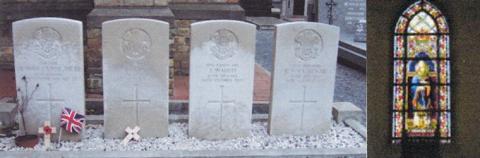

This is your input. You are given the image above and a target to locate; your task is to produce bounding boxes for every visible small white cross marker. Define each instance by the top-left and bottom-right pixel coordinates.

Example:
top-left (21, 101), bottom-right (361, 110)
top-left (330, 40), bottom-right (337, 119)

top-left (38, 121), bottom-right (56, 150)
top-left (121, 126), bottom-right (141, 146)
top-left (122, 84), bottom-right (151, 125)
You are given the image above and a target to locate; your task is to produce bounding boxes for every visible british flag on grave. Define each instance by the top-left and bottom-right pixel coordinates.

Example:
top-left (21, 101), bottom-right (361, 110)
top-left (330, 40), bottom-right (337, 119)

top-left (60, 107), bottom-right (85, 134)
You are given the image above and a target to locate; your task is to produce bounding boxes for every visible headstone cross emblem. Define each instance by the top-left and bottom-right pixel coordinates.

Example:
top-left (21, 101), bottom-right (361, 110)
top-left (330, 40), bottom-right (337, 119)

top-left (207, 85), bottom-right (235, 131)
top-left (38, 121), bottom-right (56, 150)
top-left (35, 83), bottom-right (65, 121)
top-left (120, 84), bottom-right (148, 144)
top-left (289, 86), bottom-right (318, 129)
top-left (122, 84), bottom-right (151, 125)
top-left (121, 126), bottom-right (141, 145)
top-left (326, 0), bottom-right (337, 24)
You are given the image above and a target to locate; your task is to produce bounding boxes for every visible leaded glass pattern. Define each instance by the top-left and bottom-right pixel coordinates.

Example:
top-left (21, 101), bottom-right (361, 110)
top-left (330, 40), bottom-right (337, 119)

top-left (392, 0), bottom-right (451, 143)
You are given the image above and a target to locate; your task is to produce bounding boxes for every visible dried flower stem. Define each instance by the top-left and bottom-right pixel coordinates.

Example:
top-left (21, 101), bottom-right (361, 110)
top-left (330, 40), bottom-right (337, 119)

top-left (16, 76), bottom-right (39, 135)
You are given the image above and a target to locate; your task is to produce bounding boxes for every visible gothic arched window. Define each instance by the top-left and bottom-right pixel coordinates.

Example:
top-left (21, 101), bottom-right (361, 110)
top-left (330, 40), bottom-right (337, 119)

top-left (392, 0), bottom-right (450, 143)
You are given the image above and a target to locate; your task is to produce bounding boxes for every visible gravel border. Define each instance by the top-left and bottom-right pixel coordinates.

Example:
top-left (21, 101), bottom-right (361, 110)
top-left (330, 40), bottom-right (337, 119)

top-left (0, 122), bottom-right (365, 152)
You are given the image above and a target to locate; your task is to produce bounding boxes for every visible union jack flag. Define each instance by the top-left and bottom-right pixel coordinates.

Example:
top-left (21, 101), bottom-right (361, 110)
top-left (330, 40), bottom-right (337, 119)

top-left (60, 107), bottom-right (85, 134)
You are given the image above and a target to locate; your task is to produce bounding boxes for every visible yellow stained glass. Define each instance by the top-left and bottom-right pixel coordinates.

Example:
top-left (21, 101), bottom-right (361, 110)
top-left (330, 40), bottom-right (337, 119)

top-left (395, 17), bottom-right (408, 33)
top-left (408, 12), bottom-right (437, 33)
top-left (407, 35), bottom-right (437, 58)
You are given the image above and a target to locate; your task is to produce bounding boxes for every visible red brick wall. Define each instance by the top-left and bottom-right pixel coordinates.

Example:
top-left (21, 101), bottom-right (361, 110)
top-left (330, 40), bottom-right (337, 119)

top-left (0, 0), bottom-right (94, 98)
top-left (0, 69), bottom-right (16, 98)
top-left (172, 20), bottom-right (195, 76)
top-left (0, 0), bottom-right (93, 64)
top-left (0, 0), bottom-right (243, 99)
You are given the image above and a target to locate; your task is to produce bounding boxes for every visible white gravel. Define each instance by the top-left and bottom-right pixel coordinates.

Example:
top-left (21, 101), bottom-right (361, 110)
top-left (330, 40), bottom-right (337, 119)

top-left (0, 122), bottom-right (365, 151)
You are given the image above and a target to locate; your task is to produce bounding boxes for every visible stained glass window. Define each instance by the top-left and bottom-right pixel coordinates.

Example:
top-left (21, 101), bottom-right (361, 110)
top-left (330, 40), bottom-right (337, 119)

top-left (392, 0), bottom-right (450, 143)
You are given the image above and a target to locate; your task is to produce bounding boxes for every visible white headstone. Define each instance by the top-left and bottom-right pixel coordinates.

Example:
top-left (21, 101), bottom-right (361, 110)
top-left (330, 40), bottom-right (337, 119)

top-left (268, 22), bottom-right (340, 136)
top-left (103, 18), bottom-right (169, 139)
top-left (189, 20), bottom-right (256, 139)
top-left (13, 17), bottom-right (85, 141)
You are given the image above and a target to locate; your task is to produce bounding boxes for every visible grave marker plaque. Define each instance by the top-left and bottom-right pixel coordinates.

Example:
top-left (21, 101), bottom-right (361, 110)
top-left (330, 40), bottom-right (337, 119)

top-left (103, 18), bottom-right (169, 138)
top-left (269, 22), bottom-right (340, 136)
top-left (189, 20), bottom-right (256, 139)
top-left (13, 18), bottom-right (85, 141)
top-left (319, 0), bottom-right (366, 33)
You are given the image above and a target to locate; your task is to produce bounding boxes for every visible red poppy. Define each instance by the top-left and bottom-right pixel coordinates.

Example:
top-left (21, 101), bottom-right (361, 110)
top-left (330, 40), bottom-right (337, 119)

top-left (43, 126), bottom-right (52, 135)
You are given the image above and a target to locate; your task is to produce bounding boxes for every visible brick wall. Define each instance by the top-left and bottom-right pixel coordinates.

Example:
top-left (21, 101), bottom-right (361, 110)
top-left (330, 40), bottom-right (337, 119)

top-left (84, 1), bottom-right (175, 94)
top-left (0, 0), bottom-right (243, 99)
top-left (169, 0), bottom-right (241, 77)
top-left (169, 1), bottom-right (243, 76)
top-left (0, 0), bottom-right (9, 65)
top-left (0, 0), bottom-right (94, 65)
top-left (171, 20), bottom-right (195, 76)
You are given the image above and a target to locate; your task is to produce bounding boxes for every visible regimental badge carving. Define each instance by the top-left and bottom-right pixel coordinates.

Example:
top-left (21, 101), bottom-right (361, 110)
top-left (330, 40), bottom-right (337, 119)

top-left (294, 29), bottom-right (323, 61)
top-left (122, 28), bottom-right (152, 60)
top-left (32, 27), bottom-right (63, 60)
top-left (209, 29), bottom-right (238, 60)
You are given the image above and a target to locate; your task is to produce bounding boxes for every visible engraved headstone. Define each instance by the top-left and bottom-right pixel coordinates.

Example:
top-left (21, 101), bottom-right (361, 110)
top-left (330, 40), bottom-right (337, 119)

top-left (13, 18), bottom-right (85, 141)
top-left (103, 18), bottom-right (169, 138)
top-left (268, 22), bottom-right (340, 136)
top-left (319, 0), bottom-right (366, 33)
top-left (189, 20), bottom-right (256, 139)
top-left (354, 19), bottom-right (366, 42)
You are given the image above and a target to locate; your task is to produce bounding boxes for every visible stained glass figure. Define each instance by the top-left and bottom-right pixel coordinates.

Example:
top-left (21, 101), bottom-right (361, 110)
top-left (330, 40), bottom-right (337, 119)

top-left (392, 0), bottom-right (450, 143)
